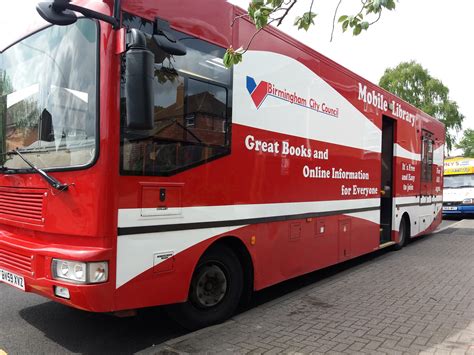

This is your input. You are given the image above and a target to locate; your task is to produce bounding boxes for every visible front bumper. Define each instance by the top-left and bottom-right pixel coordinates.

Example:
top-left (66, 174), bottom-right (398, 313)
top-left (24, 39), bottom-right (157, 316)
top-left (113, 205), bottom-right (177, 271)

top-left (0, 229), bottom-right (115, 312)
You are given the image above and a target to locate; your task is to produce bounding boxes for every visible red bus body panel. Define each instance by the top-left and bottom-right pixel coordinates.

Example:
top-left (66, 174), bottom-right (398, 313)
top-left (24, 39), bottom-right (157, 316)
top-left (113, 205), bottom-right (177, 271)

top-left (0, 0), bottom-right (444, 312)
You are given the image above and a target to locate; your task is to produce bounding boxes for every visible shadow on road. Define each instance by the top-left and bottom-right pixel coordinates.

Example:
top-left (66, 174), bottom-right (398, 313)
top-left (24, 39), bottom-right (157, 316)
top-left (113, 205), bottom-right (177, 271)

top-left (19, 302), bottom-right (186, 354)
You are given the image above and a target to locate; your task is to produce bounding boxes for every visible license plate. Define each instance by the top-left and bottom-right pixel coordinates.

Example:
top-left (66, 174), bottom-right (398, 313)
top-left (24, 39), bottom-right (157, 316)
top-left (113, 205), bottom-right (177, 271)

top-left (0, 268), bottom-right (25, 291)
top-left (443, 206), bottom-right (457, 211)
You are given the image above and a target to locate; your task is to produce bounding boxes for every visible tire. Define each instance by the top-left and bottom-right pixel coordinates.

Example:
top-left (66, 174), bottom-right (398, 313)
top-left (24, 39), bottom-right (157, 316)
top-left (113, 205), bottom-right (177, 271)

top-left (166, 245), bottom-right (243, 330)
top-left (394, 217), bottom-right (408, 250)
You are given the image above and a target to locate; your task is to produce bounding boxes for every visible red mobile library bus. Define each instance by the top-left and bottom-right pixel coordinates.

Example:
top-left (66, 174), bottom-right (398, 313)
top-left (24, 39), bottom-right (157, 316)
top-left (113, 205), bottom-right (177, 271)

top-left (0, 0), bottom-right (444, 329)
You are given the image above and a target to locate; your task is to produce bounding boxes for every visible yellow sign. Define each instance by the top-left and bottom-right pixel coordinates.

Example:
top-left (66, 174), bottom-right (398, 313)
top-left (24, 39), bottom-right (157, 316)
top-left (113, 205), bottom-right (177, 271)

top-left (444, 157), bottom-right (474, 175)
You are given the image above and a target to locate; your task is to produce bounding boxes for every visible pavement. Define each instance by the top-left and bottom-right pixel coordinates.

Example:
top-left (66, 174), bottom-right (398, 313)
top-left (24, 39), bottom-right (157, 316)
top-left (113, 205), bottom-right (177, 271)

top-left (153, 220), bottom-right (474, 355)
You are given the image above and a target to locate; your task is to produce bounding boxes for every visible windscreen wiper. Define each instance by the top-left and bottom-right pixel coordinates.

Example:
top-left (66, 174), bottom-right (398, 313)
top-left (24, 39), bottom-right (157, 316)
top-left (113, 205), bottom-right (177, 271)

top-left (0, 166), bottom-right (15, 173)
top-left (8, 149), bottom-right (69, 191)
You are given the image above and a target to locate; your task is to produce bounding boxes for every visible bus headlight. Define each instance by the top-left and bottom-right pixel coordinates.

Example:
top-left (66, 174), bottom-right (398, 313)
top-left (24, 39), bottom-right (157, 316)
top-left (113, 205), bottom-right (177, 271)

top-left (88, 262), bottom-right (108, 283)
top-left (52, 259), bottom-right (108, 284)
top-left (462, 198), bottom-right (474, 205)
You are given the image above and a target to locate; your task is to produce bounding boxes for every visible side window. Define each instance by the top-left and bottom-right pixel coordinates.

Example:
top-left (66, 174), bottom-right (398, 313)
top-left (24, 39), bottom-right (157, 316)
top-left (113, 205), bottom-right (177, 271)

top-left (421, 134), bottom-right (434, 182)
top-left (186, 78), bottom-right (228, 143)
top-left (120, 15), bottom-right (232, 176)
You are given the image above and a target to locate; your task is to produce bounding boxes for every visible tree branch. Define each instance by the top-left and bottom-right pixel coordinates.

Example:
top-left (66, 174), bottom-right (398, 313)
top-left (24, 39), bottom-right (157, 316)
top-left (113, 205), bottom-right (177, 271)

top-left (369, 11), bottom-right (382, 25)
top-left (277, 0), bottom-right (298, 26)
top-left (232, 13), bottom-right (249, 27)
top-left (241, 27), bottom-right (264, 54)
top-left (330, 0), bottom-right (343, 42)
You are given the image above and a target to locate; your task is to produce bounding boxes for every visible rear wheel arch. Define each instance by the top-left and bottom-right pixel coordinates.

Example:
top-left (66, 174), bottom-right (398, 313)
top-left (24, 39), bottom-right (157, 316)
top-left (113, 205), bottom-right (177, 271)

top-left (401, 212), bottom-right (411, 238)
top-left (207, 236), bottom-right (255, 305)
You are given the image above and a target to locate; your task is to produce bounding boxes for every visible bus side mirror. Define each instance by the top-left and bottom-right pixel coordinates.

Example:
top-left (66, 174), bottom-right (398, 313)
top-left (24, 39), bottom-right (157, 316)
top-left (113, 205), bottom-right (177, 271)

top-left (37, 0), bottom-right (120, 28)
top-left (37, 1), bottom-right (77, 26)
top-left (125, 29), bottom-right (154, 130)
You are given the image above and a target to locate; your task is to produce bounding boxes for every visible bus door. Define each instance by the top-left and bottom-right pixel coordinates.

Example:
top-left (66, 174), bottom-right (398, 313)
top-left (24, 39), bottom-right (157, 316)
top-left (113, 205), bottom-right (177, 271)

top-left (420, 130), bottom-right (434, 204)
top-left (380, 116), bottom-right (394, 244)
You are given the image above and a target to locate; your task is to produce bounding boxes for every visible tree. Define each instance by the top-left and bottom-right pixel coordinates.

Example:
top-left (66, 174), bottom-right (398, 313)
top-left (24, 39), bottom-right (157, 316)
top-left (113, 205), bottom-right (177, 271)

top-left (224, 0), bottom-right (397, 67)
top-left (379, 61), bottom-right (464, 151)
top-left (456, 129), bottom-right (474, 157)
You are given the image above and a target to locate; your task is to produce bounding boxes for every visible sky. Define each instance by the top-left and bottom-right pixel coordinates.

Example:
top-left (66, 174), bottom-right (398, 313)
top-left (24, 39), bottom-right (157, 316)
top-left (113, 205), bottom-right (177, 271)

top-left (1, 0), bottom-right (472, 146)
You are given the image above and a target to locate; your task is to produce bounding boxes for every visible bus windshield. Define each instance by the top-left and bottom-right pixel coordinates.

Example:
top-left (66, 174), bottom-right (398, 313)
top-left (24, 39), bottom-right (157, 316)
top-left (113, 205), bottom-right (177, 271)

top-left (0, 19), bottom-right (98, 170)
top-left (444, 174), bottom-right (474, 189)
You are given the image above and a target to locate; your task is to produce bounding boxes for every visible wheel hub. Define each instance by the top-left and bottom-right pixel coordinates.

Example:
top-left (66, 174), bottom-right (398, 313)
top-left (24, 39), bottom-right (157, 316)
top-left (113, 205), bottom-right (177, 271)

top-left (195, 264), bottom-right (227, 308)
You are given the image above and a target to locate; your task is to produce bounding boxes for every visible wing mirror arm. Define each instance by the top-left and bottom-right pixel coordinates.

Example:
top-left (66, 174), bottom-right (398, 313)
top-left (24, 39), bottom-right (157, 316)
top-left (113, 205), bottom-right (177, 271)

top-left (152, 18), bottom-right (187, 56)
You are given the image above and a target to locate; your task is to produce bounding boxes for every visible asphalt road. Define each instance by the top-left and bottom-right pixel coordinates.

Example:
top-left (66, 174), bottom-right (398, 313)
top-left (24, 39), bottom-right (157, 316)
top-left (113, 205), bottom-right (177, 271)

top-left (439, 217), bottom-right (462, 229)
top-left (0, 284), bottom-right (187, 353)
top-left (0, 218), bottom-right (466, 354)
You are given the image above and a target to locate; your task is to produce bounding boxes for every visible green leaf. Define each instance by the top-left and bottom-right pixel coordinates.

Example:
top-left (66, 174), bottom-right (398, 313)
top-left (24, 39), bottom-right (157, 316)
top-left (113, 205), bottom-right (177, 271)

top-left (233, 52), bottom-right (243, 64)
top-left (255, 15), bottom-right (268, 29)
top-left (361, 21), bottom-right (369, 30)
top-left (253, 8), bottom-right (270, 29)
top-left (353, 24), bottom-right (362, 35)
top-left (268, 0), bottom-right (284, 7)
top-left (342, 20), bottom-right (349, 32)
top-left (348, 16), bottom-right (355, 27)
top-left (223, 47), bottom-right (243, 68)
top-left (223, 51), bottom-right (233, 68)
top-left (338, 15), bottom-right (348, 23)
top-left (248, 5), bottom-right (256, 19)
top-left (294, 12), bottom-right (317, 31)
top-left (251, 0), bottom-right (265, 7)
top-left (248, 0), bottom-right (272, 27)
top-left (260, 6), bottom-right (273, 16)
top-left (372, 0), bottom-right (382, 11)
top-left (385, 0), bottom-right (396, 10)
top-left (304, 11), bottom-right (317, 23)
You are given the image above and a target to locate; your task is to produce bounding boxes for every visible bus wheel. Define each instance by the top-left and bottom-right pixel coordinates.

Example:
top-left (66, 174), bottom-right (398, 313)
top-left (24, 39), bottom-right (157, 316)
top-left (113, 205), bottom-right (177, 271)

top-left (167, 245), bottom-right (243, 330)
top-left (394, 217), bottom-right (408, 250)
